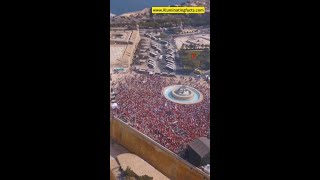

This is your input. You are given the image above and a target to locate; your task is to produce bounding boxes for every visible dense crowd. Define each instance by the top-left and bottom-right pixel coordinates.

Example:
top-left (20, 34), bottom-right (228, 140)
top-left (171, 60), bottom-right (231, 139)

top-left (110, 73), bottom-right (210, 154)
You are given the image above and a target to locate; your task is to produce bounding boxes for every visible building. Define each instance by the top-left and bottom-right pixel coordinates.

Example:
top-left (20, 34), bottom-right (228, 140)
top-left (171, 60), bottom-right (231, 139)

top-left (185, 137), bottom-right (210, 167)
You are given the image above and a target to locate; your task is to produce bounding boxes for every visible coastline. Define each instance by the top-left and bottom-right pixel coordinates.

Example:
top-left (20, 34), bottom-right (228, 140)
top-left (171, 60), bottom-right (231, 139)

top-left (113, 8), bottom-right (150, 18)
top-left (111, 1), bottom-right (187, 18)
top-left (111, 0), bottom-right (187, 16)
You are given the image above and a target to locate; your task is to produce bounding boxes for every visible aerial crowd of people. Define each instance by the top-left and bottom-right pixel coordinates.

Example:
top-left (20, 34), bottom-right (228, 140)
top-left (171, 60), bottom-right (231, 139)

top-left (110, 72), bottom-right (210, 154)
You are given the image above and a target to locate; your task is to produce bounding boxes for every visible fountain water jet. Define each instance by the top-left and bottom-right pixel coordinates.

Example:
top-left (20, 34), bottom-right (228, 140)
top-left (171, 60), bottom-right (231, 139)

top-left (163, 85), bottom-right (203, 104)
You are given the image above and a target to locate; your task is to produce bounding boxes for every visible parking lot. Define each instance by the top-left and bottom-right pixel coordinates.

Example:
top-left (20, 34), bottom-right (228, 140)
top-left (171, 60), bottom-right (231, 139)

top-left (133, 32), bottom-right (183, 76)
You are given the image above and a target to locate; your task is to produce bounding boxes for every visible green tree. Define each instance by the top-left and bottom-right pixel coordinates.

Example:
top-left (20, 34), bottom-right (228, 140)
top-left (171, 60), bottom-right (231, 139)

top-left (124, 167), bottom-right (136, 178)
top-left (138, 175), bottom-right (153, 180)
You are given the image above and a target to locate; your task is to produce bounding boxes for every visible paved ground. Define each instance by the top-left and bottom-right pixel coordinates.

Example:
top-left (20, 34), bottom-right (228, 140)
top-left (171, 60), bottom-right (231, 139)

top-left (174, 34), bottom-right (210, 50)
top-left (110, 139), bottom-right (129, 160)
top-left (110, 45), bottom-right (127, 68)
top-left (134, 35), bottom-right (178, 74)
top-left (117, 153), bottom-right (170, 180)
top-left (110, 140), bottom-right (128, 180)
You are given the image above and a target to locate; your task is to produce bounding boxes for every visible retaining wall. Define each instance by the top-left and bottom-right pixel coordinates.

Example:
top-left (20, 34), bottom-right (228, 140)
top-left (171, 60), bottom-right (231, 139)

top-left (110, 118), bottom-right (210, 180)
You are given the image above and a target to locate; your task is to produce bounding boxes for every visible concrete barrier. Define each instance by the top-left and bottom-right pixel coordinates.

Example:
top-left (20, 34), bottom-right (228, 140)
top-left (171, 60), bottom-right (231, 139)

top-left (110, 118), bottom-right (210, 180)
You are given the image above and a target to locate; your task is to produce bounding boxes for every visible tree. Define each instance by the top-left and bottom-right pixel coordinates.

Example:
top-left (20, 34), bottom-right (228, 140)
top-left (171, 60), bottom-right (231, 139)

top-left (138, 175), bottom-right (153, 180)
top-left (123, 166), bottom-right (153, 180)
top-left (124, 167), bottom-right (136, 179)
top-left (189, 44), bottom-right (196, 50)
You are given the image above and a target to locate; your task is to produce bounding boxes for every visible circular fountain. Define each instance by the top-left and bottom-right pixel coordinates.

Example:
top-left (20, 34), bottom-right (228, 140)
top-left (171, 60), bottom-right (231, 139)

top-left (163, 85), bottom-right (203, 104)
top-left (171, 85), bottom-right (194, 100)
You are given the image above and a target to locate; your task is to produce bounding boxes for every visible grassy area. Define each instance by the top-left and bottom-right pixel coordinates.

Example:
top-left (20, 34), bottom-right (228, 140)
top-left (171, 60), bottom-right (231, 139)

top-left (179, 49), bottom-right (210, 71)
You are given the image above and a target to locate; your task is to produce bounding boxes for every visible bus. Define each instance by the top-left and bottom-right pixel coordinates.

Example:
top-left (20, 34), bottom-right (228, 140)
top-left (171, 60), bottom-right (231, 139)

top-left (150, 52), bottom-right (157, 57)
top-left (166, 66), bottom-right (174, 71)
top-left (166, 63), bottom-right (174, 67)
top-left (166, 61), bottom-right (175, 65)
top-left (148, 63), bottom-right (155, 68)
top-left (148, 60), bottom-right (156, 64)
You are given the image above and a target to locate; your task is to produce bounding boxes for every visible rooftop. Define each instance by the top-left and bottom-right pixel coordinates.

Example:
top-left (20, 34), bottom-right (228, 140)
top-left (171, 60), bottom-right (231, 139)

top-left (188, 137), bottom-right (210, 158)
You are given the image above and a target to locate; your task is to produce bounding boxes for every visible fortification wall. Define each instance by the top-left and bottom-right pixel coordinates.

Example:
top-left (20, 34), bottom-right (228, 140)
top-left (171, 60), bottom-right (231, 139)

top-left (110, 118), bottom-right (210, 180)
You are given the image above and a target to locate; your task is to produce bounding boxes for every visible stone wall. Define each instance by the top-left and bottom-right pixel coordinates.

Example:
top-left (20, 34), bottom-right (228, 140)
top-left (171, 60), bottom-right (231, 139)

top-left (110, 118), bottom-right (210, 180)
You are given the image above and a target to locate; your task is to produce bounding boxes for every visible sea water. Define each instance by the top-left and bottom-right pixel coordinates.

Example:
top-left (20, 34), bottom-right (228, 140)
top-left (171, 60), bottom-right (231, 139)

top-left (110, 0), bottom-right (187, 15)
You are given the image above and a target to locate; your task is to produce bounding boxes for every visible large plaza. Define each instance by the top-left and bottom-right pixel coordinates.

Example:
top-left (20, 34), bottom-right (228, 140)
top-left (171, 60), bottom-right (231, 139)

top-left (110, 30), bottom-right (140, 69)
